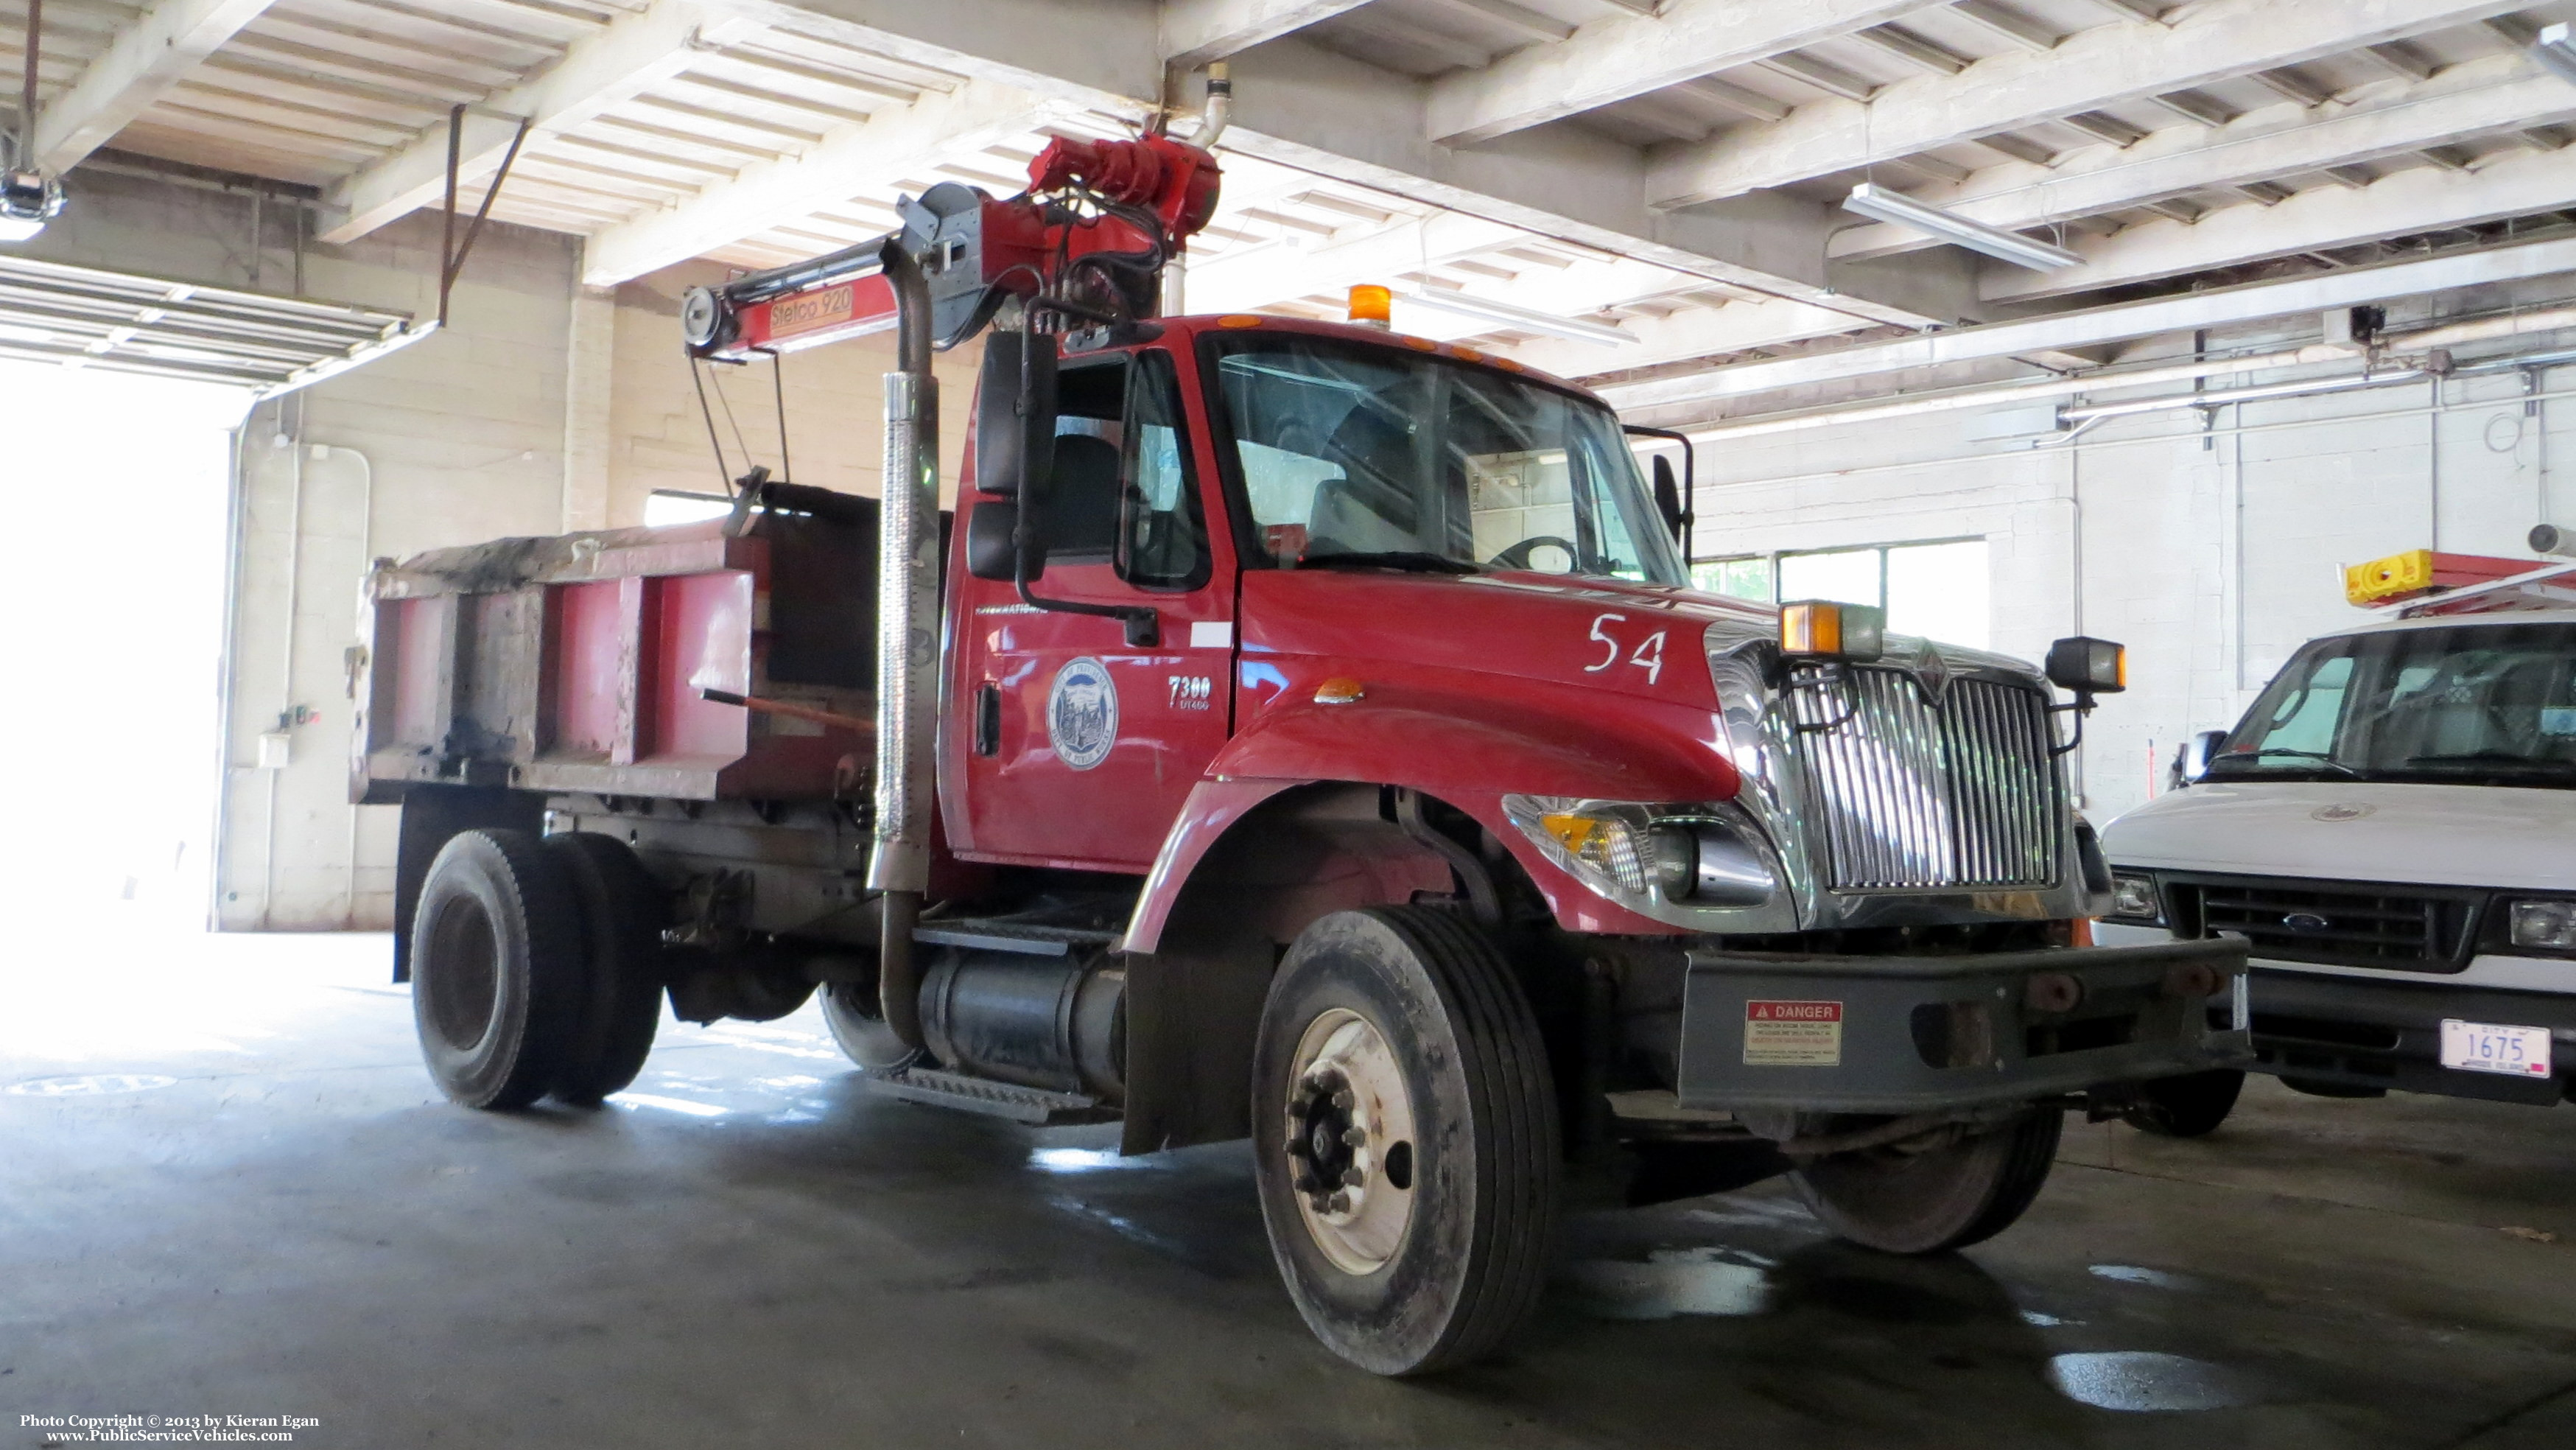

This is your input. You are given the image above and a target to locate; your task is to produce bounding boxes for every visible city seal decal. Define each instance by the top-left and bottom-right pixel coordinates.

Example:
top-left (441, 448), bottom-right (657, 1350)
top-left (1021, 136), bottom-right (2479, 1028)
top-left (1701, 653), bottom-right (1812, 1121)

top-left (1047, 656), bottom-right (1118, 771)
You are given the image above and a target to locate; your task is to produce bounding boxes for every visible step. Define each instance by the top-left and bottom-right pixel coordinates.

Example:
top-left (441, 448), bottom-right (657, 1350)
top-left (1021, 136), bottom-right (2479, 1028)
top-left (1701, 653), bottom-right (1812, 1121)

top-left (865, 1065), bottom-right (1117, 1126)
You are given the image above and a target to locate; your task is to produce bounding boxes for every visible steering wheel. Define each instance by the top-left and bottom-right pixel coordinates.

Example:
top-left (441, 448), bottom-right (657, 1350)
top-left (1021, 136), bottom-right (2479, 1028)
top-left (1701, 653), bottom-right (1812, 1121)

top-left (1487, 535), bottom-right (1580, 572)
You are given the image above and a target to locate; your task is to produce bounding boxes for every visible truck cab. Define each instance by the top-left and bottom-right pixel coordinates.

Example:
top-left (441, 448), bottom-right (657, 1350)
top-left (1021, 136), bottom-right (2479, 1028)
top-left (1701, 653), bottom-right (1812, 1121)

top-left (2102, 564), bottom-right (2576, 1122)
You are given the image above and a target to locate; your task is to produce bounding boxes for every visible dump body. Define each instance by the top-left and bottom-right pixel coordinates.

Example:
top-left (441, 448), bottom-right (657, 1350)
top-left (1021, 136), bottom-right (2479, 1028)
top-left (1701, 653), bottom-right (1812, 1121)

top-left (355, 491), bottom-right (881, 806)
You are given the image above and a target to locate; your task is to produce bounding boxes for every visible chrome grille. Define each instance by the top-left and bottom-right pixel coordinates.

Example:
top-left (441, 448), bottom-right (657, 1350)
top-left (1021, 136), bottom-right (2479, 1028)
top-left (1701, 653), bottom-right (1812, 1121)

top-left (1785, 670), bottom-right (2061, 890)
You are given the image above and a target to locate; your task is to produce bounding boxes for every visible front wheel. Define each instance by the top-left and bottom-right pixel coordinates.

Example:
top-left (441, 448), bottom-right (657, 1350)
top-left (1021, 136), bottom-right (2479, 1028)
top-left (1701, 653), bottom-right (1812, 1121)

top-left (1791, 1107), bottom-right (2062, 1255)
top-left (2122, 1068), bottom-right (2244, 1138)
top-left (1251, 908), bottom-right (1560, 1376)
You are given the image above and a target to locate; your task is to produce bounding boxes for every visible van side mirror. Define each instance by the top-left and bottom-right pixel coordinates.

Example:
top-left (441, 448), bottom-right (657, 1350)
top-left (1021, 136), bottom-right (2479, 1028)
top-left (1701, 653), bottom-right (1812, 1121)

top-left (1650, 455), bottom-right (1685, 543)
top-left (975, 329), bottom-right (1059, 499)
top-left (2176, 729), bottom-right (2225, 787)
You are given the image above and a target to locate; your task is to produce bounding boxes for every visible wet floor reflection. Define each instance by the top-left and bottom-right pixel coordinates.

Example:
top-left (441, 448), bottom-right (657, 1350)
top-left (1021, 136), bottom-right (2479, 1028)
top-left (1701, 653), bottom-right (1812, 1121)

top-left (2049, 1351), bottom-right (2261, 1412)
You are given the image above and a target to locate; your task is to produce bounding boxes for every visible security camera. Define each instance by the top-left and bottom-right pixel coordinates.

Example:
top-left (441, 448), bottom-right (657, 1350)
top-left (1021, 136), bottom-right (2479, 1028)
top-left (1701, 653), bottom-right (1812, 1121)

top-left (2532, 524), bottom-right (2576, 558)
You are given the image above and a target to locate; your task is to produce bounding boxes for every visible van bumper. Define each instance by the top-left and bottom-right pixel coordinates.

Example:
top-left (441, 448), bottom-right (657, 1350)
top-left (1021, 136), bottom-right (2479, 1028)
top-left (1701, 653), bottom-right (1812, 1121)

top-left (2239, 967), bottom-right (2576, 1105)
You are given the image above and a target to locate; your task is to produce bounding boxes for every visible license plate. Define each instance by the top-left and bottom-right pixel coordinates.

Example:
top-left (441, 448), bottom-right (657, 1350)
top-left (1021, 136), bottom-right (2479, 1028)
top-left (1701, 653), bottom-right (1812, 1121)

top-left (2438, 1020), bottom-right (2554, 1079)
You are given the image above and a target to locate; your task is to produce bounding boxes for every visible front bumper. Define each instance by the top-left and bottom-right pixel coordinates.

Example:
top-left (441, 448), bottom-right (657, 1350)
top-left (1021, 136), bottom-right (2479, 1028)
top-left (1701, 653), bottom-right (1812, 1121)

top-left (1675, 938), bottom-right (2252, 1113)
top-left (2238, 968), bottom-right (2576, 1105)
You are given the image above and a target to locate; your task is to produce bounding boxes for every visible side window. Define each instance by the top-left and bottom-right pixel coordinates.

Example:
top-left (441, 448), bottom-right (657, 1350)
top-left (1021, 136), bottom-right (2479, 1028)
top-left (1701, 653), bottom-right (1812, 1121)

top-left (1047, 359), bottom-right (1129, 564)
top-left (1116, 352), bottom-right (1210, 591)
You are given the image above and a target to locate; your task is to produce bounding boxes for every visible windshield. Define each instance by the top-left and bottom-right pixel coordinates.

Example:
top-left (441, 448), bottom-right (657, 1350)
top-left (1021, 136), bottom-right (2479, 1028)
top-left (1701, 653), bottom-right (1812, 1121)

top-left (2212, 620), bottom-right (2576, 788)
top-left (1205, 334), bottom-right (1687, 585)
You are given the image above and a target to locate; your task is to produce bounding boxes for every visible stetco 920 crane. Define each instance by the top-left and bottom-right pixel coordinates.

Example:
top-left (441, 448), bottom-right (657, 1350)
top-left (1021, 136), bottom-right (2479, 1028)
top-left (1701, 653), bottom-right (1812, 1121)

top-left (357, 74), bottom-right (2250, 1375)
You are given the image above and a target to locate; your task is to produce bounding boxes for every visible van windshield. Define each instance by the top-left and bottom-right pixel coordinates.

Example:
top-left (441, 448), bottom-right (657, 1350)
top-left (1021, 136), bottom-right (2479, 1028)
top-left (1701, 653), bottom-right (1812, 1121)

top-left (1204, 333), bottom-right (1686, 585)
top-left (2211, 620), bottom-right (2576, 788)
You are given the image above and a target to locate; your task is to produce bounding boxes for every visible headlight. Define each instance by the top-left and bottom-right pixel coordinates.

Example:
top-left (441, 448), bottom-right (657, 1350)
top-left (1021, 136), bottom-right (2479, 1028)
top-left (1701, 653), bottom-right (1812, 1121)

top-left (2108, 872), bottom-right (2161, 922)
top-left (2508, 899), bottom-right (2576, 951)
top-left (1504, 796), bottom-right (1778, 911)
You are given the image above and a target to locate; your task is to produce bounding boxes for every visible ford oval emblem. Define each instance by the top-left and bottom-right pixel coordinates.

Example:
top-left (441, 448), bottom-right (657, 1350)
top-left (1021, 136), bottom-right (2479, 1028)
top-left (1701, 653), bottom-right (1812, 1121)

top-left (2282, 912), bottom-right (2332, 933)
top-left (2311, 802), bottom-right (2375, 822)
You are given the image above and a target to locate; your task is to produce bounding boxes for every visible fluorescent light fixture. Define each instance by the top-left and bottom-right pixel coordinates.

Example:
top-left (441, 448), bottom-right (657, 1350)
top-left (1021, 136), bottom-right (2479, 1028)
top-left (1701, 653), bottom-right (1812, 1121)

top-left (1842, 182), bottom-right (2081, 271)
top-left (1396, 287), bottom-right (1633, 346)
top-left (2535, 22), bottom-right (2576, 85)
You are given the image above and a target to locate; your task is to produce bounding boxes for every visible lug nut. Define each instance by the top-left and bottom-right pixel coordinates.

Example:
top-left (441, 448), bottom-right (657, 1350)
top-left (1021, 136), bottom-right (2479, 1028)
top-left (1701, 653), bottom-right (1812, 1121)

top-left (1341, 1168), bottom-right (1365, 1188)
top-left (1294, 1173), bottom-right (1320, 1194)
top-left (1331, 1088), bottom-right (1355, 1110)
top-left (1341, 1126), bottom-right (1368, 1147)
top-left (1285, 1098), bottom-right (1309, 1118)
top-left (1326, 1191), bottom-right (1350, 1213)
top-left (1285, 1137), bottom-right (1309, 1157)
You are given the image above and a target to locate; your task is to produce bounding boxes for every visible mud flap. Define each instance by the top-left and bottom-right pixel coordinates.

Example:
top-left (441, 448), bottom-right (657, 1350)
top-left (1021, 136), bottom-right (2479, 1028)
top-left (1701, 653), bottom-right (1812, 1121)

top-left (391, 784), bottom-right (544, 982)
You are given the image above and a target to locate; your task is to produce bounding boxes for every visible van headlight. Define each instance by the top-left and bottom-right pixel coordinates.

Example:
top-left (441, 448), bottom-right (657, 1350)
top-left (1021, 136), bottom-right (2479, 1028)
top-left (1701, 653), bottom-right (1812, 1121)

top-left (2107, 872), bottom-right (2161, 923)
top-left (1503, 796), bottom-right (1777, 909)
top-left (2507, 899), bottom-right (2576, 951)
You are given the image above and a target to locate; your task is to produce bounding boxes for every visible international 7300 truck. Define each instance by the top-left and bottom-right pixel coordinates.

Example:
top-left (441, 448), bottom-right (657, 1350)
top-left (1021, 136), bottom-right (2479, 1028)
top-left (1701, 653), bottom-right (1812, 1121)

top-left (357, 84), bottom-right (2249, 1376)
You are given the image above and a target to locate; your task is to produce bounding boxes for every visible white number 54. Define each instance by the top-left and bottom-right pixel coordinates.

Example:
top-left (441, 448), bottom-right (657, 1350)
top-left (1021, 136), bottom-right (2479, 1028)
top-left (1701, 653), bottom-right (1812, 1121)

top-left (1584, 612), bottom-right (1666, 684)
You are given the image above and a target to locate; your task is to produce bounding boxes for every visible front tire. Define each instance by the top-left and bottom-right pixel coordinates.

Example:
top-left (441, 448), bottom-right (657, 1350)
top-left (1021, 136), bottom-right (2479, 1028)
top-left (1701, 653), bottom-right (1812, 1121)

top-left (1791, 1107), bottom-right (2062, 1255)
top-left (1251, 908), bottom-right (1559, 1376)
top-left (2122, 1068), bottom-right (2244, 1138)
top-left (410, 829), bottom-right (583, 1110)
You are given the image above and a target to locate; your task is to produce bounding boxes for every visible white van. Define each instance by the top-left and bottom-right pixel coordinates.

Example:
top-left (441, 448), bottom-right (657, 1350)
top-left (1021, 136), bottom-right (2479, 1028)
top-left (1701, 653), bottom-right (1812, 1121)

top-left (2096, 550), bottom-right (2576, 1135)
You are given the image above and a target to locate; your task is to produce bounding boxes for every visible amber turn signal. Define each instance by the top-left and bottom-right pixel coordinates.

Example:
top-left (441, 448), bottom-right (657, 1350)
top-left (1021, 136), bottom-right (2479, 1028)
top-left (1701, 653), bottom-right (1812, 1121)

top-left (1777, 600), bottom-right (1886, 663)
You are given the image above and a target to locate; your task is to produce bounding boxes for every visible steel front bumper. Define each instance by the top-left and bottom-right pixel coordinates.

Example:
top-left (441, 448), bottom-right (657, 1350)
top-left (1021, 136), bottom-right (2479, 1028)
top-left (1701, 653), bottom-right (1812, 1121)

top-left (1674, 938), bottom-right (2253, 1114)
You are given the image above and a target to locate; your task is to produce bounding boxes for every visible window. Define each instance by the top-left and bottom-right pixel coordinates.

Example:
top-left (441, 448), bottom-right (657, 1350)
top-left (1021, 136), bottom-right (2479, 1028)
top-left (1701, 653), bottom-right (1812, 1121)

top-left (2211, 622), bottom-right (2576, 788)
top-left (645, 490), bottom-right (734, 527)
top-left (1692, 556), bottom-right (1772, 603)
top-left (1117, 351), bottom-right (1209, 591)
top-left (1207, 334), bottom-right (1684, 584)
top-left (1764, 538), bottom-right (1989, 648)
top-left (1046, 353), bottom-right (1210, 590)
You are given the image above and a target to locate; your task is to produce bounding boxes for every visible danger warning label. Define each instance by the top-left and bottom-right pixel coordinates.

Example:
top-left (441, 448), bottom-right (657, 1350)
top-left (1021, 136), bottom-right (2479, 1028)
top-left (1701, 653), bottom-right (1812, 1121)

top-left (1744, 999), bottom-right (1844, 1066)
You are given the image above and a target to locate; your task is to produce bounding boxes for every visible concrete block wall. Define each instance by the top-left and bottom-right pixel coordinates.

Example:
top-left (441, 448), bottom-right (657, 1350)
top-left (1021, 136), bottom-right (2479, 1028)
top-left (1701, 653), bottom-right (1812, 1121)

top-left (1690, 318), bottom-right (2576, 827)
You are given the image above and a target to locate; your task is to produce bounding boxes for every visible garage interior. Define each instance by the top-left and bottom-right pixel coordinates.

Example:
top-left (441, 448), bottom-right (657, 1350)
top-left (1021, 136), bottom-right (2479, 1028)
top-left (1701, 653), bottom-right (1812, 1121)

top-left (4, 0), bottom-right (2576, 1444)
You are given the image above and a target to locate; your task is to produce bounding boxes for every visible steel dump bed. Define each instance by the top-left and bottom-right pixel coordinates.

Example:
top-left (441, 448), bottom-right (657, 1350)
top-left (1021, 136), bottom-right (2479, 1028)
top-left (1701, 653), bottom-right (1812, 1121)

top-left (354, 485), bottom-right (882, 803)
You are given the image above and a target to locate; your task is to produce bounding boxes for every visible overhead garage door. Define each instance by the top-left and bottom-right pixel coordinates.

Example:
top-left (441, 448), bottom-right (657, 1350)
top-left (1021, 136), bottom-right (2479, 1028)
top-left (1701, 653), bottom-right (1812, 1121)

top-left (0, 253), bottom-right (419, 398)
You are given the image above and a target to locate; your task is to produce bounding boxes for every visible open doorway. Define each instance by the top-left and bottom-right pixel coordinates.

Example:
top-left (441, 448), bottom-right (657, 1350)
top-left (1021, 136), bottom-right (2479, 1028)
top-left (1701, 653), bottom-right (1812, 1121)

top-left (0, 360), bottom-right (246, 931)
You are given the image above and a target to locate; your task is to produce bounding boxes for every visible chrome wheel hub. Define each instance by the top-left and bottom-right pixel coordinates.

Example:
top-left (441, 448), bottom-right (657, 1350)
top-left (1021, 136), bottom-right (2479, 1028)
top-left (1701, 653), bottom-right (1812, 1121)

top-left (1284, 1007), bottom-right (1417, 1275)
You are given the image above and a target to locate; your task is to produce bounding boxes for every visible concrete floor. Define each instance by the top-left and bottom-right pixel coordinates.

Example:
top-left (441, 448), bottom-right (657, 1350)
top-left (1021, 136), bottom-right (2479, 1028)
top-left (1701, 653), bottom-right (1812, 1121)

top-left (5, 931), bottom-right (2576, 1449)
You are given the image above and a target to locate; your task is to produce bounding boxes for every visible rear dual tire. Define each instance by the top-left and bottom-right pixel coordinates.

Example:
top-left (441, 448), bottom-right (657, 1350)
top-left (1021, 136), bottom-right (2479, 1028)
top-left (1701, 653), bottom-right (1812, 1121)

top-left (410, 828), bottom-right (665, 1110)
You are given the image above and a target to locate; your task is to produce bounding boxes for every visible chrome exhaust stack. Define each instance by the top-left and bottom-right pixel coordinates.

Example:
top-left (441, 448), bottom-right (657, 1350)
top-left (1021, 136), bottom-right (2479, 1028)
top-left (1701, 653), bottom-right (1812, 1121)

top-left (871, 239), bottom-right (939, 1051)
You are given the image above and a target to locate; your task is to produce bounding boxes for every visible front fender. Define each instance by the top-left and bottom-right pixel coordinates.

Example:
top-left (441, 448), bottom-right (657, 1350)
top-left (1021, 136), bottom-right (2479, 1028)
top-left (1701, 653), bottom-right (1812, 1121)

top-left (1123, 679), bottom-right (1736, 950)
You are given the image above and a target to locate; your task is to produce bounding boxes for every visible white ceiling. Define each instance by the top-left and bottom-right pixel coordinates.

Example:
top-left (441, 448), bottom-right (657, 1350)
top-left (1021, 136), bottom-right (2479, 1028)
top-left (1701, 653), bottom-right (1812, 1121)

top-left (9, 0), bottom-right (2576, 422)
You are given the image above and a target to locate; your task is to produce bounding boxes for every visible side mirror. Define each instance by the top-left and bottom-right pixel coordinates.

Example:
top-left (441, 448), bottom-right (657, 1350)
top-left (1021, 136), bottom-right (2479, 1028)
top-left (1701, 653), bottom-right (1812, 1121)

top-left (965, 497), bottom-right (1022, 581)
top-left (2045, 636), bottom-right (2127, 701)
top-left (2176, 729), bottom-right (2225, 786)
top-left (1650, 455), bottom-right (1685, 544)
top-left (974, 329), bottom-right (1059, 498)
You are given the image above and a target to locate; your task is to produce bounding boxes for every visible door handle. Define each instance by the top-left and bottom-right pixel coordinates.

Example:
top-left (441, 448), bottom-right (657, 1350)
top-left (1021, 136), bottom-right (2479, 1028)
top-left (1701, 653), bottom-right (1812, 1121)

top-left (973, 682), bottom-right (1002, 757)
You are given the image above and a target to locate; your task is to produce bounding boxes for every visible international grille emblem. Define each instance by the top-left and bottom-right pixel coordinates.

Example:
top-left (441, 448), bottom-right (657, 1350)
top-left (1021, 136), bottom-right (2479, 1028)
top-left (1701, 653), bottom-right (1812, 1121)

top-left (1915, 642), bottom-right (1953, 704)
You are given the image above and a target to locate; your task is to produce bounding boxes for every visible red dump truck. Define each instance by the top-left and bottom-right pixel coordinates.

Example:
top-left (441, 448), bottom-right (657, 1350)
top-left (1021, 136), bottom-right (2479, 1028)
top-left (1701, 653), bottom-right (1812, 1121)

top-left (357, 99), bottom-right (2248, 1375)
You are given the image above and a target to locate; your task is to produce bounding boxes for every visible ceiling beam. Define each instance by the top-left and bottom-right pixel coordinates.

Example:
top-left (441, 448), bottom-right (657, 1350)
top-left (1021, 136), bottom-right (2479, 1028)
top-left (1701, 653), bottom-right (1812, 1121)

top-left (1159, 0), bottom-right (1376, 68)
top-left (30, 0), bottom-right (279, 172)
top-left (318, 0), bottom-right (765, 245)
top-left (1646, 0), bottom-right (2524, 208)
top-left (1831, 57), bottom-right (2576, 262)
top-left (580, 75), bottom-right (1061, 284)
top-left (1188, 211), bottom-right (1530, 312)
top-left (1599, 232), bottom-right (2576, 413)
top-left (698, 6), bottom-right (1948, 330)
top-left (1980, 144), bottom-right (2576, 302)
top-left (1422, 0), bottom-right (1941, 146)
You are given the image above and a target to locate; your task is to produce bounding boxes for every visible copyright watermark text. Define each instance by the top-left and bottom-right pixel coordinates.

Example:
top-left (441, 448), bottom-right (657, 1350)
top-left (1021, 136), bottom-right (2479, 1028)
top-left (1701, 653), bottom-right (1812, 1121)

top-left (21, 1415), bottom-right (317, 1443)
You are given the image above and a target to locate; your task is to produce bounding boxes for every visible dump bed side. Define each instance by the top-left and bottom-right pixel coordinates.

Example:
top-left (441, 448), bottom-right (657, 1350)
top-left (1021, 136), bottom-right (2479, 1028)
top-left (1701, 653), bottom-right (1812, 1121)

top-left (353, 497), bottom-right (880, 804)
